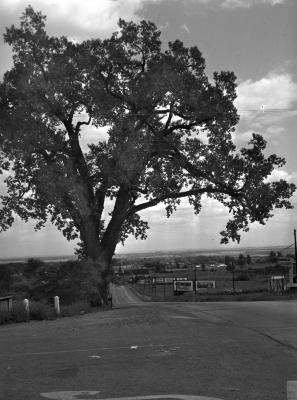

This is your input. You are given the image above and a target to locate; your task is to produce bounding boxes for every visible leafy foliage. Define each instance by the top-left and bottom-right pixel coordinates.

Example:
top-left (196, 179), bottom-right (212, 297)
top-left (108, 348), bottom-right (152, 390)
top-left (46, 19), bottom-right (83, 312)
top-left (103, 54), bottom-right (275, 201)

top-left (11, 260), bottom-right (102, 305)
top-left (0, 7), bottom-right (295, 271)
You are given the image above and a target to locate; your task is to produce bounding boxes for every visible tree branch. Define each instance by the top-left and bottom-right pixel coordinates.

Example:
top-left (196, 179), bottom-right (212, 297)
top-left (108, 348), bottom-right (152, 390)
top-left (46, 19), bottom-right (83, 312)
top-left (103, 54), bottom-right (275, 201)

top-left (128, 185), bottom-right (242, 215)
top-left (75, 115), bottom-right (92, 136)
top-left (95, 177), bottom-right (108, 221)
top-left (168, 147), bottom-right (234, 191)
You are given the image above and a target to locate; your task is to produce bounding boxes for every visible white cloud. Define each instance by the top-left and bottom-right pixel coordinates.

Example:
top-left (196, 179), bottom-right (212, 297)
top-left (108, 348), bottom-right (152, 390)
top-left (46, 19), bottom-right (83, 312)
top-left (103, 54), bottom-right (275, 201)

top-left (184, 0), bottom-right (287, 9)
top-left (233, 124), bottom-right (287, 146)
top-left (0, 0), bottom-right (162, 38)
top-left (265, 125), bottom-right (285, 136)
top-left (266, 169), bottom-right (297, 183)
top-left (232, 129), bottom-right (254, 145)
top-left (181, 23), bottom-right (190, 34)
top-left (0, 0), bottom-right (287, 36)
top-left (235, 73), bottom-right (297, 112)
top-left (234, 73), bottom-right (297, 143)
top-left (221, 0), bottom-right (286, 9)
top-left (79, 125), bottom-right (109, 151)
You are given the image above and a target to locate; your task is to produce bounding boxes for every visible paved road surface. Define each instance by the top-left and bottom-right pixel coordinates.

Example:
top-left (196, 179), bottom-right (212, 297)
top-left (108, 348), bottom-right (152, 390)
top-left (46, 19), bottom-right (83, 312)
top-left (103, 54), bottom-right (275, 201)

top-left (0, 286), bottom-right (297, 400)
top-left (110, 285), bottom-right (144, 307)
top-left (161, 300), bottom-right (297, 351)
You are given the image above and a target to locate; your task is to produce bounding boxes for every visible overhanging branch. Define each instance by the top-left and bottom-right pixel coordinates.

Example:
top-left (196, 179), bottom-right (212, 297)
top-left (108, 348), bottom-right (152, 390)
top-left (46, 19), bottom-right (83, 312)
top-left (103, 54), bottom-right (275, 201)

top-left (75, 115), bottom-right (92, 135)
top-left (127, 185), bottom-right (243, 215)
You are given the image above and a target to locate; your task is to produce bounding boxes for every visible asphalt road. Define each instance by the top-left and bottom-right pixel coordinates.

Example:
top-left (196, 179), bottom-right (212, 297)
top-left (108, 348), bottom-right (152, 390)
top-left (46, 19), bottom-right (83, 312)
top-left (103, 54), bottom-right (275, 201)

top-left (0, 285), bottom-right (297, 400)
top-left (110, 284), bottom-right (145, 307)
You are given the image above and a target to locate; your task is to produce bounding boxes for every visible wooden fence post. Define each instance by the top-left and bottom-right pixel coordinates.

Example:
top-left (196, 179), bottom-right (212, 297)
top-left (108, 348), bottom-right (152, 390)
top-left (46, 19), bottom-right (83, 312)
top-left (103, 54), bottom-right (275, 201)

top-left (23, 298), bottom-right (29, 315)
top-left (54, 296), bottom-right (60, 316)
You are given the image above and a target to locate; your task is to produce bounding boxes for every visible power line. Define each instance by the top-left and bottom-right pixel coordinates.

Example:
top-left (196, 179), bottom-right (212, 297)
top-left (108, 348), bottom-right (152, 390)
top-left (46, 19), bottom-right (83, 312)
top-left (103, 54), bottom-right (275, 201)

top-left (279, 243), bottom-right (294, 252)
top-left (237, 108), bottom-right (297, 113)
top-left (72, 108), bottom-right (297, 117)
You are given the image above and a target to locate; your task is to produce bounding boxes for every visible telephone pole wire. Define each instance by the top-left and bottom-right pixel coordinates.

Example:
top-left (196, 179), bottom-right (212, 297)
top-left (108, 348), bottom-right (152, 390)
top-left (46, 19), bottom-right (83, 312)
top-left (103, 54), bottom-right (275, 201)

top-left (294, 229), bottom-right (297, 263)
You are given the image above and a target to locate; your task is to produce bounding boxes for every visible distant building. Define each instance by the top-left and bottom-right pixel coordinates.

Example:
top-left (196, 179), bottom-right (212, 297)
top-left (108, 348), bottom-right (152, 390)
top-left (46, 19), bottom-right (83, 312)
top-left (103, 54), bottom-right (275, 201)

top-left (112, 264), bottom-right (135, 273)
top-left (217, 263), bottom-right (227, 269)
top-left (277, 257), bottom-right (293, 268)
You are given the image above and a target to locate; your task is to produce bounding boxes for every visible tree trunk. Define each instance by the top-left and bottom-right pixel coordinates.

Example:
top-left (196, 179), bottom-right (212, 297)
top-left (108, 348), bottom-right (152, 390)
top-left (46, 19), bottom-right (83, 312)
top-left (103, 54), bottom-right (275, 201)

top-left (79, 186), bottom-right (131, 305)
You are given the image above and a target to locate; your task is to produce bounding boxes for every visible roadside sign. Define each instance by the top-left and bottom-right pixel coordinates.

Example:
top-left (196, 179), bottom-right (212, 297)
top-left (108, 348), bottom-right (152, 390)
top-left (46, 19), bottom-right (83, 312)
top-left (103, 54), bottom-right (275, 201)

top-left (196, 281), bottom-right (215, 289)
top-left (195, 281), bottom-right (215, 294)
top-left (164, 277), bottom-right (175, 283)
top-left (174, 280), bottom-right (193, 292)
top-left (164, 277), bottom-right (188, 283)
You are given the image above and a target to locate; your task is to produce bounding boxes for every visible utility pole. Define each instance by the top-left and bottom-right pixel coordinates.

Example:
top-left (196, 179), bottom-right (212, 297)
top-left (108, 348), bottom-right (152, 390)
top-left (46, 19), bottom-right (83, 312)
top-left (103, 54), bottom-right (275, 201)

top-left (294, 229), bottom-right (297, 262)
top-left (193, 267), bottom-right (197, 294)
top-left (231, 260), bottom-right (235, 293)
top-left (293, 229), bottom-right (297, 282)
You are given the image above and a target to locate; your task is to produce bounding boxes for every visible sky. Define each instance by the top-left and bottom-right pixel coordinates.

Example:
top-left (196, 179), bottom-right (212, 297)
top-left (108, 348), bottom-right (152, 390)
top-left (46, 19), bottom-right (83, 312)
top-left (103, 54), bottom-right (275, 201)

top-left (0, 0), bottom-right (296, 258)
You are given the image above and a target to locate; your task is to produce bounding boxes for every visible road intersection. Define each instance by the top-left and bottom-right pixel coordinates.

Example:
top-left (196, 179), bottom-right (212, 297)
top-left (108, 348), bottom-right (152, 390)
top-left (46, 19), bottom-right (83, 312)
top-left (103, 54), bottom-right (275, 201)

top-left (0, 285), bottom-right (296, 400)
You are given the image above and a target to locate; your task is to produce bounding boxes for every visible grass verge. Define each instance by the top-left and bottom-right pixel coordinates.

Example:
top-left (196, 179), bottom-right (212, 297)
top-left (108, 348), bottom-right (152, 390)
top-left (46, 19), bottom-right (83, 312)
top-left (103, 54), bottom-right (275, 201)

top-left (0, 299), bottom-right (107, 325)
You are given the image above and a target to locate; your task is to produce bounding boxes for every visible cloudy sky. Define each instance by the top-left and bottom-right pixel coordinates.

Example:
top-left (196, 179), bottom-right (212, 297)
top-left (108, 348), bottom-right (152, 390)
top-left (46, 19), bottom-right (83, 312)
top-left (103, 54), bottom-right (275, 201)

top-left (0, 0), bottom-right (296, 258)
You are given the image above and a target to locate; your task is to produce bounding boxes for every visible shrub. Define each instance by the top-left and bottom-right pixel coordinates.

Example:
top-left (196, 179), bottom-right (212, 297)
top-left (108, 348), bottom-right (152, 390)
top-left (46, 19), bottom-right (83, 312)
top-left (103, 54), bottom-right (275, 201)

top-left (235, 274), bottom-right (250, 281)
top-left (61, 301), bottom-right (92, 317)
top-left (0, 297), bottom-right (99, 325)
top-left (24, 258), bottom-right (45, 278)
top-left (10, 301), bottom-right (29, 322)
top-left (0, 301), bottom-right (28, 324)
top-left (29, 301), bottom-right (56, 320)
top-left (0, 311), bottom-right (10, 324)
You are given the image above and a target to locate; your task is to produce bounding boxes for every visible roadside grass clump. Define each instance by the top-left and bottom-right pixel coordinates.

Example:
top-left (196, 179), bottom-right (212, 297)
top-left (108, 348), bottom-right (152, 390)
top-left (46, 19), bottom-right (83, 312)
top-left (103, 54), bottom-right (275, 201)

top-left (0, 301), bottom-right (28, 324)
top-left (0, 300), bottom-right (56, 324)
top-left (60, 300), bottom-right (92, 317)
top-left (29, 301), bottom-right (56, 320)
top-left (0, 297), bottom-right (105, 325)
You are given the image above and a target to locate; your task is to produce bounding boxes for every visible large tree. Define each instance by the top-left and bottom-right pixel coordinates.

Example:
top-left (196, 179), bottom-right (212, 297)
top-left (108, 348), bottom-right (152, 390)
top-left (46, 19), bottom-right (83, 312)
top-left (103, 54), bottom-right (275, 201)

top-left (0, 7), bottom-right (295, 295)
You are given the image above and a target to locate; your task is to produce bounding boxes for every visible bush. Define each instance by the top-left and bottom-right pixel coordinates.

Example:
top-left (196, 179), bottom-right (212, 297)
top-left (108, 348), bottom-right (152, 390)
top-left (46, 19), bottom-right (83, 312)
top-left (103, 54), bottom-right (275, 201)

top-left (0, 297), bottom-right (99, 325)
top-left (61, 301), bottom-right (92, 317)
top-left (0, 300), bottom-right (56, 324)
top-left (10, 301), bottom-right (29, 322)
top-left (22, 260), bottom-right (103, 305)
top-left (29, 301), bottom-right (56, 320)
top-left (0, 311), bottom-right (11, 324)
top-left (235, 274), bottom-right (250, 281)
top-left (0, 301), bottom-right (28, 324)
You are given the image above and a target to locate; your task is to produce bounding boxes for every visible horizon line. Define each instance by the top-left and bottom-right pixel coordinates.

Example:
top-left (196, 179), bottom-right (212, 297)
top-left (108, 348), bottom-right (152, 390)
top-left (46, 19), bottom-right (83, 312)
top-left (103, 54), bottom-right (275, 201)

top-left (0, 244), bottom-right (293, 261)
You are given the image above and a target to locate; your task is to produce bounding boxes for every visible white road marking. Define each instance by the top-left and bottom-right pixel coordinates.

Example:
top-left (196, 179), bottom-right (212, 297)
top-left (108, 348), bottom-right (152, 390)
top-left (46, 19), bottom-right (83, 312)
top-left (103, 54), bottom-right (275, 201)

top-left (41, 393), bottom-right (224, 400)
top-left (40, 382), bottom-right (297, 400)
top-left (169, 316), bottom-right (199, 320)
top-left (41, 392), bottom-right (100, 400)
top-left (287, 381), bottom-right (297, 400)
top-left (4, 343), bottom-right (182, 357)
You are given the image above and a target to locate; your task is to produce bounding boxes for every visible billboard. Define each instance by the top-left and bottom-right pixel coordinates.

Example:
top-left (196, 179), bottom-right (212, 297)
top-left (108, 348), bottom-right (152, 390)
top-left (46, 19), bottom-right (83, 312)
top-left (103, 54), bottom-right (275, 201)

top-left (164, 277), bottom-right (188, 283)
top-left (196, 280), bottom-right (216, 289)
top-left (164, 277), bottom-right (175, 283)
top-left (195, 281), bottom-right (215, 293)
top-left (173, 280), bottom-right (193, 292)
top-left (154, 277), bottom-right (165, 284)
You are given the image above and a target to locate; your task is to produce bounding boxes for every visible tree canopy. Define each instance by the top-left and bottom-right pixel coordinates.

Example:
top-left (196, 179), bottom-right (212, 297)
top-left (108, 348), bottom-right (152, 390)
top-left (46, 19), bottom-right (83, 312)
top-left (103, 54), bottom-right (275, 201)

top-left (0, 7), bottom-right (295, 272)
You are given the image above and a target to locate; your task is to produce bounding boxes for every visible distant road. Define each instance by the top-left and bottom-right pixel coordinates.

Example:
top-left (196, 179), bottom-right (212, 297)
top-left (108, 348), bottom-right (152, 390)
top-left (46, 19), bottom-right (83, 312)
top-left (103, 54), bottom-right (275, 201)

top-left (110, 284), bottom-right (145, 307)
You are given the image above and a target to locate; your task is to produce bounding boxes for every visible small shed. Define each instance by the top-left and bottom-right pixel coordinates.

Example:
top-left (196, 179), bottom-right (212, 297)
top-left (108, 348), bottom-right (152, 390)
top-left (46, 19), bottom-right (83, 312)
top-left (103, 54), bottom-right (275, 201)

top-left (0, 296), bottom-right (13, 312)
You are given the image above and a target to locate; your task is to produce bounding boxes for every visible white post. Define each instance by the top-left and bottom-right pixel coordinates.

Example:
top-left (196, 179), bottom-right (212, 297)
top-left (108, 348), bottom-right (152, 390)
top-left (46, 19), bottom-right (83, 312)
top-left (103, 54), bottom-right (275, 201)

top-left (54, 296), bottom-right (60, 316)
top-left (23, 298), bottom-right (29, 315)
